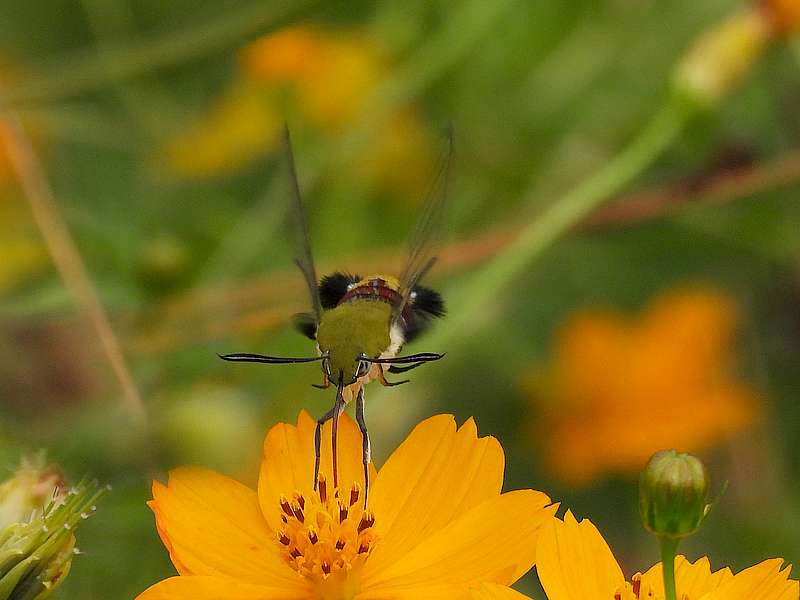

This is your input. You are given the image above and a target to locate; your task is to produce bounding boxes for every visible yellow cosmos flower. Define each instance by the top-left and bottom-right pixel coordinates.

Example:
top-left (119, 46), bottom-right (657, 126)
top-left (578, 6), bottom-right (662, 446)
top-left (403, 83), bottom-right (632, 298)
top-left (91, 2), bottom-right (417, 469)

top-left (162, 24), bottom-right (434, 198)
top-left (137, 411), bottom-right (556, 600)
top-left (524, 285), bottom-right (761, 485)
top-left (525, 512), bottom-right (798, 600)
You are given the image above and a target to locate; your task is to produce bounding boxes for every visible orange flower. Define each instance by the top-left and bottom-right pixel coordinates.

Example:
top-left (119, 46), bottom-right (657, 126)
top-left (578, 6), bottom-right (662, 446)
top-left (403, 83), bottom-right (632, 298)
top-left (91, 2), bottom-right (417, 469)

top-left (524, 286), bottom-right (761, 485)
top-left (161, 24), bottom-right (434, 198)
top-left (242, 25), bottom-right (385, 131)
top-left (137, 411), bottom-right (555, 599)
top-left (530, 512), bottom-right (798, 600)
top-left (760, 0), bottom-right (800, 34)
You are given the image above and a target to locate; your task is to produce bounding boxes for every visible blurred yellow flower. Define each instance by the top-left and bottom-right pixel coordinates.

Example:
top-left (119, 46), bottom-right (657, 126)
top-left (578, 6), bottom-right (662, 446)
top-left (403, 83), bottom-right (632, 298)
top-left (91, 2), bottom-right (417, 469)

top-left (138, 411), bottom-right (555, 599)
top-left (529, 511), bottom-right (798, 600)
top-left (162, 24), bottom-right (434, 198)
top-left (524, 286), bottom-right (761, 485)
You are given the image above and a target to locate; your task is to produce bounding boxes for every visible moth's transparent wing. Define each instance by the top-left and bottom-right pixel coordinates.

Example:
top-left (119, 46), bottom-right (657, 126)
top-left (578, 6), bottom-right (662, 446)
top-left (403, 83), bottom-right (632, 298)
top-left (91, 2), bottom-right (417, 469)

top-left (284, 126), bottom-right (323, 325)
top-left (394, 128), bottom-right (454, 323)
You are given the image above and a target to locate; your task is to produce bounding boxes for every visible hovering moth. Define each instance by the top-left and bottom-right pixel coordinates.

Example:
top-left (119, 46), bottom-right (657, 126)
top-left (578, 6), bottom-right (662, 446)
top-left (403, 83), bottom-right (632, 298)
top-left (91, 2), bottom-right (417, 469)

top-left (221, 126), bottom-right (452, 507)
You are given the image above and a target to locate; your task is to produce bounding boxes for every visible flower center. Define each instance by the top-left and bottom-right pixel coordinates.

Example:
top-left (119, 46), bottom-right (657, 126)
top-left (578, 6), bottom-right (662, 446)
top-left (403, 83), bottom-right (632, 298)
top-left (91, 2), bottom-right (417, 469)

top-left (275, 472), bottom-right (377, 588)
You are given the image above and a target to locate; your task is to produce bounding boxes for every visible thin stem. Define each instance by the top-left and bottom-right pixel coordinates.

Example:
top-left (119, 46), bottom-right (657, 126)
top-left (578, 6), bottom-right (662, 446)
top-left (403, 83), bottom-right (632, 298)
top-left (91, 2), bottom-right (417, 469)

top-left (0, 109), bottom-right (147, 428)
top-left (660, 536), bottom-right (680, 600)
top-left (428, 99), bottom-right (688, 348)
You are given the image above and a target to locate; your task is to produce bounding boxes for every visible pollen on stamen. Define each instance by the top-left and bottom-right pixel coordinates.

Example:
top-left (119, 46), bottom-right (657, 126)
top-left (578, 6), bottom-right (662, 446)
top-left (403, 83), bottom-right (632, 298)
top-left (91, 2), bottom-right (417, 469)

top-left (349, 483), bottom-right (360, 507)
top-left (358, 511), bottom-right (375, 533)
top-left (280, 496), bottom-right (293, 517)
top-left (291, 501), bottom-right (305, 523)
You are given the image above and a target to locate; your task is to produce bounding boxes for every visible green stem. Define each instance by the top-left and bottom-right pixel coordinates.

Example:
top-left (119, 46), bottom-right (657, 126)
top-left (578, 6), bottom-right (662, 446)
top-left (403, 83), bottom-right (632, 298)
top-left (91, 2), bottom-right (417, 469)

top-left (660, 536), bottom-right (680, 600)
top-left (430, 98), bottom-right (688, 349)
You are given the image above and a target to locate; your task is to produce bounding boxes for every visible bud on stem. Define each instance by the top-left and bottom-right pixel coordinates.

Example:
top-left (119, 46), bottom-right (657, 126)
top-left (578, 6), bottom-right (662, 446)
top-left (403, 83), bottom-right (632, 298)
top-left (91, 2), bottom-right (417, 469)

top-left (640, 450), bottom-right (711, 600)
top-left (640, 449), bottom-right (709, 540)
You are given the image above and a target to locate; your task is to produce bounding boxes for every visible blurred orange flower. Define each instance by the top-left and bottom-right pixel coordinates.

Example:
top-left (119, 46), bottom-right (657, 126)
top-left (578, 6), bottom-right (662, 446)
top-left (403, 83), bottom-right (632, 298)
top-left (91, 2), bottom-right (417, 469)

top-left (137, 411), bottom-right (555, 599)
top-left (761, 0), bottom-right (800, 34)
top-left (523, 286), bottom-right (761, 485)
top-left (162, 24), bottom-right (434, 198)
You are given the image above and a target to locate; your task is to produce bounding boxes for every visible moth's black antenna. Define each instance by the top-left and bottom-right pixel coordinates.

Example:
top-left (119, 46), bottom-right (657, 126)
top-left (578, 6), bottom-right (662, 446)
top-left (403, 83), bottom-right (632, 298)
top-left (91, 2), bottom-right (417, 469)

top-left (364, 352), bottom-right (445, 365)
top-left (218, 353), bottom-right (324, 364)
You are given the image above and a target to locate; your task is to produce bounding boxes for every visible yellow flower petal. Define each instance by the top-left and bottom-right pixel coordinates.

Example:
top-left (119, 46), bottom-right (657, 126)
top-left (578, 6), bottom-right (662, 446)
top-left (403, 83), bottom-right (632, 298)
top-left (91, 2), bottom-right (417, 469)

top-left (536, 512), bottom-right (625, 600)
top-left (637, 555), bottom-right (733, 598)
top-left (150, 467), bottom-right (303, 588)
top-left (469, 582), bottom-right (534, 599)
top-left (366, 415), bottom-right (505, 571)
top-left (362, 490), bottom-right (553, 593)
top-left (701, 559), bottom-right (798, 600)
top-left (257, 410), bottom-right (372, 532)
top-left (136, 576), bottom-right (310, 599)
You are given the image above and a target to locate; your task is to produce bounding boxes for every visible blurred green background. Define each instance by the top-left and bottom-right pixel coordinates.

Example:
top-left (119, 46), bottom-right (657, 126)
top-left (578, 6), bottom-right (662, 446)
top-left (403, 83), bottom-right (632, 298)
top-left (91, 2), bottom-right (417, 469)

top-left (0, 0), bottom-right (799, 597)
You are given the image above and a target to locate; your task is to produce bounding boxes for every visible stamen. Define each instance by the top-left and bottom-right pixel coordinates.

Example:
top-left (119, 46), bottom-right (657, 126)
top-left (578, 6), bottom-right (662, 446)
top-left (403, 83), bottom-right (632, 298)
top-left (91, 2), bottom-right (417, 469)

top-left (280, 496), bottom-right (293, 517)
top-left (335, 538), bottom-right (346, 550)
top-left (278, 531), bottom-right (291, 546)
top-left (358, 541), bottom-right (370, 554)
top-left (349, 483), bottom-right (360, 507)
top-left (321, 561), bottom-right (331, 575)
top-left (339, 502), bottom-right (348, 523)
top-left (318, 473), bottom-right (327, 503)
top-left (308, 528), bottom-right (318, 544)
top-left (632, 573), bottom-right (642, 597)
top-left (296, 494), bottom-right (305, 510)
top-left (358, 511), bottom-right (375, 533)
top-left (291, 501), bottom-right (305, 523)
top-left (290, 548), bottom-right (302, 559)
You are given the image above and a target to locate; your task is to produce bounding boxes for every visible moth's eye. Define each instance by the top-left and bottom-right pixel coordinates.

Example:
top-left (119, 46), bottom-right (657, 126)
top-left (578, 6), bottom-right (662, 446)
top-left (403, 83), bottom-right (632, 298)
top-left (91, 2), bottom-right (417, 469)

top-left (357, 361), bottom-right (369, 377)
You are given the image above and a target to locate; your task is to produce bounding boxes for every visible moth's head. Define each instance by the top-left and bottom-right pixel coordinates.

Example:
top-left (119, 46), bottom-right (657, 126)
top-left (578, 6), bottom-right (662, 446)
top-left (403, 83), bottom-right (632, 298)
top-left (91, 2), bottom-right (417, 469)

top-left (320, 351), bottom-right (370, 387)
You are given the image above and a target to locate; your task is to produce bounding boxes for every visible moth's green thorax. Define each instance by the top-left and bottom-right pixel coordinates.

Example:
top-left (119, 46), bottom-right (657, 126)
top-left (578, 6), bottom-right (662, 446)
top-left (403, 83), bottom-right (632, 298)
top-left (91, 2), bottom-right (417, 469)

top-left (316, 300), bottom-right (393, 384)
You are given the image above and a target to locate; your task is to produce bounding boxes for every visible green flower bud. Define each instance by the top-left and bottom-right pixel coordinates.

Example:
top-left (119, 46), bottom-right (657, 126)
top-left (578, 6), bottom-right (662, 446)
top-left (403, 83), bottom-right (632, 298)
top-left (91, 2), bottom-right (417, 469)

top-left (639, 449), bottom-right (709, 540)
top-left (0, 461), bottom-right (106, 600)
